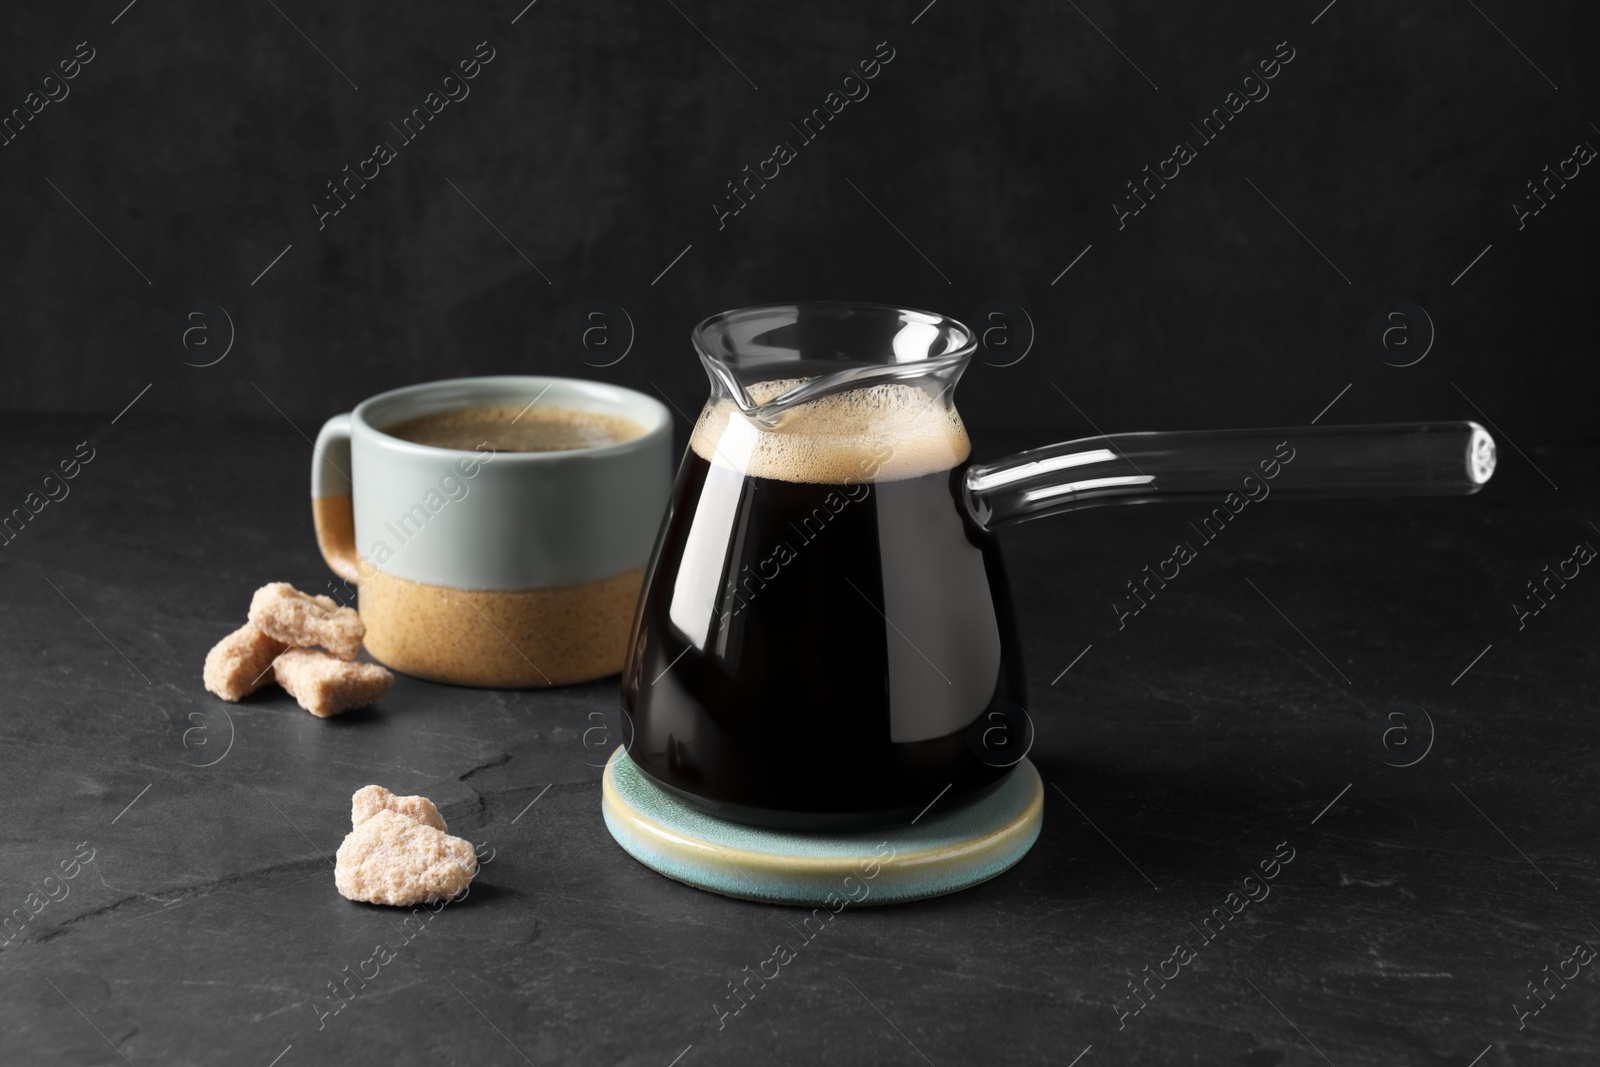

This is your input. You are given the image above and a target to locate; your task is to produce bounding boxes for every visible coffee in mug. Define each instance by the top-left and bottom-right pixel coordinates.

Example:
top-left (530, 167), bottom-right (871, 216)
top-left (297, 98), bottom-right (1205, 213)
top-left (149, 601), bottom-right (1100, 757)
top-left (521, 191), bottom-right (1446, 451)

top-left (385, 403), bottom-right (647, 454)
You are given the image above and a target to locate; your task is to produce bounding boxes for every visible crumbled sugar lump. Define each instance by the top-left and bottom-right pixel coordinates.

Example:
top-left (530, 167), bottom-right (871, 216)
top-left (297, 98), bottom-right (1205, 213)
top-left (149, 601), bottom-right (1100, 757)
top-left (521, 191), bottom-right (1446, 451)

top-left (273, 648), bottom-right (392, 718)
top-left (248, 582), bottom-right (365, 660)
top-left (202, 622), bottom-right (287, 702)
top-left (352, 784), bottom-right (447, 832)
top-left (335, 808), bottom-right (477, 906)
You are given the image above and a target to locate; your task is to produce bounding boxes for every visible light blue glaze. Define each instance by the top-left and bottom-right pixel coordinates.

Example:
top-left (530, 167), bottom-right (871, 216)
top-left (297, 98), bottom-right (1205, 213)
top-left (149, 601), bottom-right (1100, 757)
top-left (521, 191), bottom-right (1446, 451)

top-left (602, 749), bottom-right (1043, 906)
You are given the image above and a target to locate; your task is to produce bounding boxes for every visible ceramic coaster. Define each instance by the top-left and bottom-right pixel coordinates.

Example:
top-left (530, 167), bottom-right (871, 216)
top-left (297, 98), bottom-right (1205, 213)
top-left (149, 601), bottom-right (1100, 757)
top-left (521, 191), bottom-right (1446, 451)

top-left (601, 748), bottom-right (1042, 906)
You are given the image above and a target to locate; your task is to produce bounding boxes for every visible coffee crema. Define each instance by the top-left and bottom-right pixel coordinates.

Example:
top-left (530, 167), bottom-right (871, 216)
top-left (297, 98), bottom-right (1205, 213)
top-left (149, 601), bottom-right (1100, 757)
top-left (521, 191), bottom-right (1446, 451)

top-left (385, 403), bottom-right (646, 454)
top-left (688, 377), bottom-right (969, 484)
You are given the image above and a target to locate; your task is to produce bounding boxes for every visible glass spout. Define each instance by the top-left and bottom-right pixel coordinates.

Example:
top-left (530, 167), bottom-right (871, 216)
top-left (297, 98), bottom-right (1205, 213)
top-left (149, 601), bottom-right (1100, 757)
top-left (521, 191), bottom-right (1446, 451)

top-left (964, 421), bottom-right (1496, 528)
top-left (692, 303), bottom-right (975, 427)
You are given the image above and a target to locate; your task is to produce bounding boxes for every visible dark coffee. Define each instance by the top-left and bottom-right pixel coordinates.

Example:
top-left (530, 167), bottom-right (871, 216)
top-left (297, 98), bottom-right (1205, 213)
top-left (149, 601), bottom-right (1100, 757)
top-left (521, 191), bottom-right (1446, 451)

top-left (385, 403), bottom-right (644, 453)
top-left (621, 381), bottom-right (1026, 827)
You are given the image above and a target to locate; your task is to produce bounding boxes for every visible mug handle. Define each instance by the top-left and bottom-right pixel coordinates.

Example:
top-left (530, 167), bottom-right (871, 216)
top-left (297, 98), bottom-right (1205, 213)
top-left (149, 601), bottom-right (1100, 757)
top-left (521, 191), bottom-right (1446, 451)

top-left (311, 414), bottom-right (361, 583)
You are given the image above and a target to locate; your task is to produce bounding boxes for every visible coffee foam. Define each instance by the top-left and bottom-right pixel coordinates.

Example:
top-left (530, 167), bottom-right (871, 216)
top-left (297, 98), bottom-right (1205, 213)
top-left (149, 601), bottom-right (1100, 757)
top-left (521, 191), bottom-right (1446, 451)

top-left (385, 403), bottom-right (645, 454)
top-left (688, 378), bottom-right (970, 484)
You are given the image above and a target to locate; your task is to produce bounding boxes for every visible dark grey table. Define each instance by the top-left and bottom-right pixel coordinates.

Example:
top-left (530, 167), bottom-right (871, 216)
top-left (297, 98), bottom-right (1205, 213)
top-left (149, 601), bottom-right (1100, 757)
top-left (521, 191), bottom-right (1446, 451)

top-left (2, 413), bottom-right (1595, 1066)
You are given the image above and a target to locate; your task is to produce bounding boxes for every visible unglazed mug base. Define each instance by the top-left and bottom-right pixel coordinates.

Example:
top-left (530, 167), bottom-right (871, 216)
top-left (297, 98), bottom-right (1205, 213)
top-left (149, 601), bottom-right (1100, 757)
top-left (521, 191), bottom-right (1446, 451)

top-left (356, 565), bottom-right (645, 688)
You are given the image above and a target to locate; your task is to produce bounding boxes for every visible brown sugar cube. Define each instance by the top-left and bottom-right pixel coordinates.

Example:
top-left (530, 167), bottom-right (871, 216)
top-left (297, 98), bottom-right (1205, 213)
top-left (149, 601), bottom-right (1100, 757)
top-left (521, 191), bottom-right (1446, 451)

top-left (334, 809), bottom-right (477, 906)
top-left (202, 622), bottom-right (288, 702)
top-left (248, 582), bottom-right (364, 660)
top-left (273, 648), bottom-right (392, 718)
top-left (352, 784), bottom-right (447, 832)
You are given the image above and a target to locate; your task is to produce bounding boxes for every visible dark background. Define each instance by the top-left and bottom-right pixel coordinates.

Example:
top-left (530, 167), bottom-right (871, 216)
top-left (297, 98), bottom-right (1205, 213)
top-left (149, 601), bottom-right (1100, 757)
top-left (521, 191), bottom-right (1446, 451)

top-left (0, 0), bottom-right (1595, 446)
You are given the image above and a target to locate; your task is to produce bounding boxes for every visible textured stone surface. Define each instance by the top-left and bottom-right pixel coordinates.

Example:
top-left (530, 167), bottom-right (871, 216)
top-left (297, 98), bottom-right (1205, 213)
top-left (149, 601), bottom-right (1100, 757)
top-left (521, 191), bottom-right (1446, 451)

top-left (0, 416), bottom-right (1594, 1066)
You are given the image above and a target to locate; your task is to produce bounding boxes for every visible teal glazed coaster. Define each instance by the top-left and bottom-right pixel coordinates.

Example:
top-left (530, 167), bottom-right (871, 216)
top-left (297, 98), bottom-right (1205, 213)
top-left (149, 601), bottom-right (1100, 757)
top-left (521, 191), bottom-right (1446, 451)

top-left (601, 748), bottom-right (1043, 906)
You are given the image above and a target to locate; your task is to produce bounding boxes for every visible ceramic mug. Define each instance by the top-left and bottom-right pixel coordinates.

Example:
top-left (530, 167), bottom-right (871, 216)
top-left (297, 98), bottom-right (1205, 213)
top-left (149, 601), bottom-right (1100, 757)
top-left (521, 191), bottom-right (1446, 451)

top-left (311, 376), bottom-right (672, 687)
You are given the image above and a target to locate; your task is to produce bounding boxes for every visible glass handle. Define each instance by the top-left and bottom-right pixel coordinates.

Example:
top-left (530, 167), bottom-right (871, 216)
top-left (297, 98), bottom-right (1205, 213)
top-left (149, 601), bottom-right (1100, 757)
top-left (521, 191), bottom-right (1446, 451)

top-left (964, 421), bottom-right (1496, 528)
